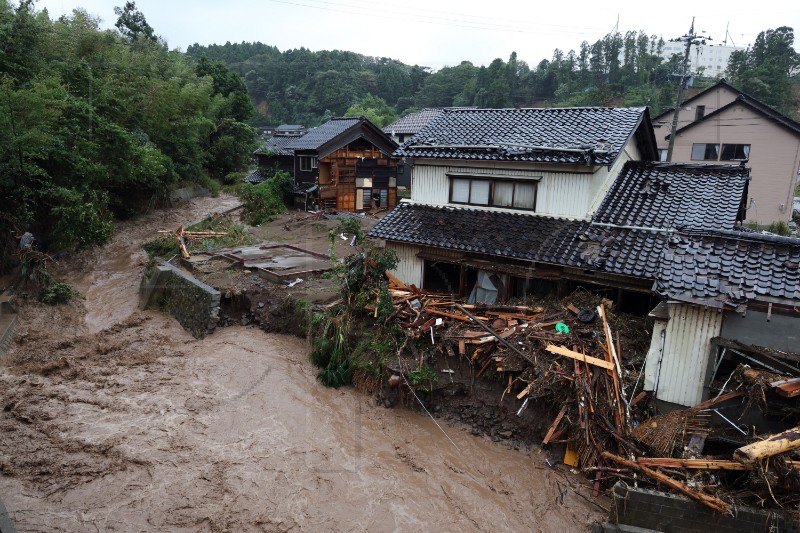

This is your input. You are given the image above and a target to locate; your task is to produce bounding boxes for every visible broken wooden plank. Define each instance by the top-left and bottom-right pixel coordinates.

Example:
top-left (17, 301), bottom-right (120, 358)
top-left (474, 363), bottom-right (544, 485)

top-left (542, 405), bottom-right (568, 445)
top-left (601, 451), bottom-right (729, 514)
top-left (635, 458), bottom-right (752, 471)
top-left (734, 426), bottom-right (800, 464)
top-left (383, 270), bottom-right (408, 290)
top-left (545, 345), bottom-right (614, 370)
top-left (455, 304), bottom-right (536, 367)
top-left (516, 383), bottom-right (533, 400)
top-left (776, 380), bottom-right (800, 398)
top-left (425, 309), bottom-right (473, 323)
top-left (690, 391), bottom-right (744, 411)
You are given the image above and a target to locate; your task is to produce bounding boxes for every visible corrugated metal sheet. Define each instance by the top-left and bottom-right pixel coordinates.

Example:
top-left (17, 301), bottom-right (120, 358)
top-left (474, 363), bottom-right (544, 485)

top-left (410, 162), bottom-right (610, 219)
top-left (643, 303), bottom-right (723, 406)
top-left (386, 242), bottom-right (423, 286)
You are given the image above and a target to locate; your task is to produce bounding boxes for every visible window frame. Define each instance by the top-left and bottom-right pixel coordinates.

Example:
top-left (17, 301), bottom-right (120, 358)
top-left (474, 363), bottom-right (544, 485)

top-left (448, 175), bottom-right (538, 212)
top-left (719, 143), bottom-right (751, 161)
top-left (299, 155), bottom-right (318, 172)
top-left (690, 143), bottom-right (720, 161)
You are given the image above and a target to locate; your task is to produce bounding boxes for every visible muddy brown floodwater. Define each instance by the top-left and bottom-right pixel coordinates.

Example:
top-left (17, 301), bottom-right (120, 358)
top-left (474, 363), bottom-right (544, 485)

top-left (0, 195), bottom-right (603, 532)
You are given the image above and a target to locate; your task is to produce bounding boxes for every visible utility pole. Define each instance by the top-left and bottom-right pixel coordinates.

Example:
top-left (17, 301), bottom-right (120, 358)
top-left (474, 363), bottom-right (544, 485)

top-left (665, 18), bottom-right (708, 162)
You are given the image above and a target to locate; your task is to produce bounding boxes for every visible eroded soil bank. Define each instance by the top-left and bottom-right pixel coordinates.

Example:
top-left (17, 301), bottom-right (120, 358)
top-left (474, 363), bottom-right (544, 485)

top-left (0, 196), bottom-right (603, 531)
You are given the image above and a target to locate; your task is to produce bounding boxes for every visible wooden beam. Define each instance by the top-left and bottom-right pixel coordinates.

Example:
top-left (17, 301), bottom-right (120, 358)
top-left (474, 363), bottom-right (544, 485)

top-left (636, 458), bottom-right (752, 471)
top-left (545, 345), bottom-right (614, 370)
top-left (601, 451), bottom-right (729, 514)
top-left (734, 426), bottom-right (800, 464)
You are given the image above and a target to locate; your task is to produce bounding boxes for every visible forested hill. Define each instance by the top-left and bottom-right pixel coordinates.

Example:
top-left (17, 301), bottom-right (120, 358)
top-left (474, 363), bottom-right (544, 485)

top-left (188, 27), bottom-right (799, 129)
top-left (0, 1), bottom-right (257, 252)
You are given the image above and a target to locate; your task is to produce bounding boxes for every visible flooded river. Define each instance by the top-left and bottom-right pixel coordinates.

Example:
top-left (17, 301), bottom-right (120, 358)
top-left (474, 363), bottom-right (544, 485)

top-left (0, 195), bottom-right (601, 531)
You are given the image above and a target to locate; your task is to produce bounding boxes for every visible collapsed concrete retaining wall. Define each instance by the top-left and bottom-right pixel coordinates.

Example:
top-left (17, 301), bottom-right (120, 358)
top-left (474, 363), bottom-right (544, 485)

top-left (139, 262), bottom-right (220, 339)
top-left (605, 482), bottom-right (798, 533)
top-left (0, 296), bottom-right (18, 357)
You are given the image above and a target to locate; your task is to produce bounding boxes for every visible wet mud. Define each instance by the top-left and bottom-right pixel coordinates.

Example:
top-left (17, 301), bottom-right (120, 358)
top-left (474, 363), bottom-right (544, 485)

top-left (0, 196), bottom-right (603, 531)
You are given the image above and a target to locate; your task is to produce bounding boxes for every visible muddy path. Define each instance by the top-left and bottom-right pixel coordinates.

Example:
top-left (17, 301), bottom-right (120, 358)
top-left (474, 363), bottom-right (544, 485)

top-left (0, 196), bottom-right (603, 532)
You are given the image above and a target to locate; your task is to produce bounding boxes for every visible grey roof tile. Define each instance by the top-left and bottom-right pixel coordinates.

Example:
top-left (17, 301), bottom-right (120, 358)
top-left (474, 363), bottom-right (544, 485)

top-left (285, 117), bottom-right (360, 151)
top-left (396, 107), bottom-right (647, 165)
top-left (593, 161), bottom-right (749, 231)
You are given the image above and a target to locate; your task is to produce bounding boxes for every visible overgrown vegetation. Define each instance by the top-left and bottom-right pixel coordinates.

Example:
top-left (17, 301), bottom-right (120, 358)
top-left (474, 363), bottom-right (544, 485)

top-left (0, 0), bottom-right (256, 261)
top-left (308, 218), bottom-right (400, 388)
top-left (238, 171), bottom-right (292, 226)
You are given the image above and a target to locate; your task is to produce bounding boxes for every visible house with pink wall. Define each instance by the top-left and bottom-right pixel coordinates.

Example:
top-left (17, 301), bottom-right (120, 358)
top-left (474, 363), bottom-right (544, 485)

top-left (652, 80), bottom-right (800, 226)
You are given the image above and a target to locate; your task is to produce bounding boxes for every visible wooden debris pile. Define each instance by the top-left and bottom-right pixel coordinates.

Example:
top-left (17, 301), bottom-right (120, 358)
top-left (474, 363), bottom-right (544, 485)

top-left (158, 225), bottom-right (229, 258)
top-left (380, 272), bottom-right (800, 517)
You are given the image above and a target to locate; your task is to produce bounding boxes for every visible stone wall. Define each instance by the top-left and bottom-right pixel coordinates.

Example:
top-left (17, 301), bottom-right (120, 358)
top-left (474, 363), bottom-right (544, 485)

top-left (0, 296), bottom-right (18, 357)
top-left (139, 262), bottom-right (220, 339)
top-left (606, 482), bottom-right (798, 533)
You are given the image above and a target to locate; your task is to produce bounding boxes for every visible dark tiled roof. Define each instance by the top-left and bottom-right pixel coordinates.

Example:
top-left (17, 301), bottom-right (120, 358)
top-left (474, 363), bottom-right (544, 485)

top-left (368, 202), bottom-right (587, 264)
top-left (368, 202), bottom-right (669, 279)
top-left (396, 107), bottom-right (647, 165)
top-left (243, 168), bottom-right (271, 184)
top-left (579, 226), bottom-right (668, 279)
top-left (285, 118), bottom-right (360, 150)
top-left (384, 108), bottom-right (445, 135)
top-left (593, 161), bottom-right (749, 231)
top-left (275, 124), bottom-right (305, 131)
top-left (655, 230), bottom-right (800, 307)
top-left (258, 135), bottom-right (296, 156)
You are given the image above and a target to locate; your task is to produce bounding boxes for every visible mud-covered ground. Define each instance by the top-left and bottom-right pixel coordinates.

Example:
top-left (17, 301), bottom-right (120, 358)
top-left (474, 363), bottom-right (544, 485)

top-left (0, 195), bottom-right (604, 531)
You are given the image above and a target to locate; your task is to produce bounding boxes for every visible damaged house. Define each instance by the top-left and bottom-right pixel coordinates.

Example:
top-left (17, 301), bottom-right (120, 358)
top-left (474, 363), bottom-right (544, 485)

top-left (284, 116), bottom-right (399, 212)
top-left (368, 106), bottom-right (661, 306)
top-left (369, 105), bottom-right (799, 409)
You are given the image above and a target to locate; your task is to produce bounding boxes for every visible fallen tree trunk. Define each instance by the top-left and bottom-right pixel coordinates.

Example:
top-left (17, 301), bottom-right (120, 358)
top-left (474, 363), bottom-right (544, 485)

top-left (601, 451), bottom-right (729, 514)
top-left (734, 426), bottom-right (800, 464)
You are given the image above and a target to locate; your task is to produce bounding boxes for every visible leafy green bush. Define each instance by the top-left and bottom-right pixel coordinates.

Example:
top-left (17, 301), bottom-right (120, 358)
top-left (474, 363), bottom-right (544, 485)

top-left (767, 220), bottom-right (791, 236)
top-left (238, 171), bottom-right (293, 225)
top-left (38, 280), bottom-right (78, 305)
top-left (143, 236), bottom-right (180, 259)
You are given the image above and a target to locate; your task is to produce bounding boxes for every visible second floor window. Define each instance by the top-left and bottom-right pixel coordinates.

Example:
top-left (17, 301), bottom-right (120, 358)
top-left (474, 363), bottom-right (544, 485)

top-left (720, 144), bottom-right (750, 160)
top-left (450, 177), bottom-right (537, 211)
top-left (691, 143), bottom-right (719, 161)
top-left (691, 143), bottom-right (750, 161)
top-left (299, 156), bottom-right (318, 171)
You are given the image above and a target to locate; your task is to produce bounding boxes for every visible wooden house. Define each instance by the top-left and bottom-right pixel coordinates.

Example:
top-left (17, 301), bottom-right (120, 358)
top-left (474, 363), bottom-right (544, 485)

top-left (285, 117), bottom-right (399, 212)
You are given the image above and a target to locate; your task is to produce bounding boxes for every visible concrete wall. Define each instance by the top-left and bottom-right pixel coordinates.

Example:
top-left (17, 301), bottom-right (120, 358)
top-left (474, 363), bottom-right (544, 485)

top-left (0, 299), bottom-right (18, 357)
top-left (721, 310), bottom-right (800, 353)
top-left (139, 262), bottom-right (221, 339)
top-left (607, 482), bottom-right (798, 533)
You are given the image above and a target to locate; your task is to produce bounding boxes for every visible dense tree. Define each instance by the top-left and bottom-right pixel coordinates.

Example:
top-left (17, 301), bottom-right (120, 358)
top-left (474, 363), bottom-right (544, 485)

top-left (727, 27), bottom-right (799, 113)
top-left (0, 1), bottom-right (256, 251)
top-left (344, 94), bottom-right (398, 128)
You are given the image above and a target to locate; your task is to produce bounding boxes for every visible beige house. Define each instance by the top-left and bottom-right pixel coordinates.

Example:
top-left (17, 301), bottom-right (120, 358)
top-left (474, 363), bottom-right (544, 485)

top-left (652, 80), bottom-right (800, 226)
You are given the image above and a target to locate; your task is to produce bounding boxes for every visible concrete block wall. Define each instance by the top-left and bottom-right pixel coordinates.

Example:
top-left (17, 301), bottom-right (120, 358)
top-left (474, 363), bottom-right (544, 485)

top-left (139, 262), bottom-right (220, 339)
top-left (0, 297), bottom-right (18, 357)
top-left (608, 482), bottom-right (798, 533)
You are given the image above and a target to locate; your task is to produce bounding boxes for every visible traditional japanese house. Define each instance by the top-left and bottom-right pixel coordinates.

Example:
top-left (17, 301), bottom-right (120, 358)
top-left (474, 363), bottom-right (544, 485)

top-left (285, 117), bottom-right (399, 212)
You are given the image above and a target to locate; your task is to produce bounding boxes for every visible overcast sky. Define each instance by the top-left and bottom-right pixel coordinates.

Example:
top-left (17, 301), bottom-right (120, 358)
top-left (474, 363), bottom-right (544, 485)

top-left (34, 0), bottom-right (800, 70)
